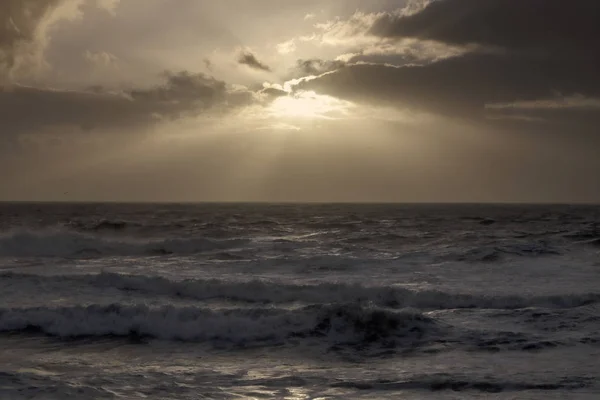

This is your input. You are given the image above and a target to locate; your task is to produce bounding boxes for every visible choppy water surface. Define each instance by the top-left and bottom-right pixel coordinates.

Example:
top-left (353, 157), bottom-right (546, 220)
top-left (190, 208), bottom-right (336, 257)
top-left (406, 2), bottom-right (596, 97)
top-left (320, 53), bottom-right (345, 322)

top-left (1, 202), bottom-right (599, 399)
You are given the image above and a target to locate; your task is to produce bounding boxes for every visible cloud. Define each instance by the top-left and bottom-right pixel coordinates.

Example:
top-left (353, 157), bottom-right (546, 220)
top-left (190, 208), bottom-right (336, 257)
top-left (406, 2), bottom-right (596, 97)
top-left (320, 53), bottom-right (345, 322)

top-left (310, 0), bottom-right (600, 64)
top-left (368, 0), bottom-right (600, 58)
top-left (340, 39), bottom-right (471, 66)
top-left (0, 70), bottom-right (255, 138)
top-left (486, 95), bottom-right (600, 111)
top-left (292, 58), bottom-right (346, 77)
top-left (203, 58), bottom-right (213, 72)
top-left (485, 95), bottom-right (600, 129)
top-left (305, 5), bottom-right (469, 65)
top-left (260, 86), bottom-right (289, 98)
top-left (94, 0), bottom-right (120, 14)
top-left (84, 50), bottom-right (118, 67)
top-left (237, 50), bottom-right (271, 72)
top-left (0, 0), bottom-right (121, 82)
top-left (314, 12), bottom-right (383, 46)
top-left (276, 39), bottom-right (297, 55)
top-left (291, 0), bottom-right (600, 129)
top-left (1, 0), bottom-right (64, 81)
top-left (296, 51), bottom-right (600, 119)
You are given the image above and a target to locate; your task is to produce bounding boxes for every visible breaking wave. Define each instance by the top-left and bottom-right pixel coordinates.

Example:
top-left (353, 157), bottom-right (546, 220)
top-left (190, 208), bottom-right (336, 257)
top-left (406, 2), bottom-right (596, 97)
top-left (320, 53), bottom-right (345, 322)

top-left (4, 272), bottom-right (600, 310)
top-left (0, 304), bottom-right (434, 346)
top-left (0, 230), bottom-right (248, 257)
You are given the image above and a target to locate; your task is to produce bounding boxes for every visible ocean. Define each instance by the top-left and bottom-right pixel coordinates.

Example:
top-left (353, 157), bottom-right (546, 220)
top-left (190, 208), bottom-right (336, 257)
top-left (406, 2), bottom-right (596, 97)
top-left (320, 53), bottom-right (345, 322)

top-left (0, 202), bottom-right (599, 399)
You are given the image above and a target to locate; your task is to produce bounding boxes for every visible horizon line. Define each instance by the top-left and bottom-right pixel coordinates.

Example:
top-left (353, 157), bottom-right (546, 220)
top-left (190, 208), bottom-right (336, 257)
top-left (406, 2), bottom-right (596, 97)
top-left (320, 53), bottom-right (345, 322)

top-left (1, 200), bottom-right (599, 206)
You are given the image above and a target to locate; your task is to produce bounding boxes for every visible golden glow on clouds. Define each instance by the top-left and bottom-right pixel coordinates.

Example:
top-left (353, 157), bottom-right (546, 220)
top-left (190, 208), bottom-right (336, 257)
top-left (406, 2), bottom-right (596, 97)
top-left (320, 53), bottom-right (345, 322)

top-left (269, 91), bottom-right (353, 119)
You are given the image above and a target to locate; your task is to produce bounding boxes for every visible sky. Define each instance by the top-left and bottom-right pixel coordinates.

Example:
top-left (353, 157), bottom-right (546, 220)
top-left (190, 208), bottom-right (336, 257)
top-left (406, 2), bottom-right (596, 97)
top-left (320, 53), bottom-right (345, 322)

top-left (1, 0), bottom-right (600, 203)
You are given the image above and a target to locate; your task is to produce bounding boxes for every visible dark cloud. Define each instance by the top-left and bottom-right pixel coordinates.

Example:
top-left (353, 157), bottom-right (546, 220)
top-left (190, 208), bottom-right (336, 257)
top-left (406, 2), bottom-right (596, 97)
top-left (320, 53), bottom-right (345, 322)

top-left (0, 71), bottom-right (253, 136)
top-left (298, 0), bottom-right (600, 127)
top-left (300, 53), bottom-right (599, 117)
top-left (369, 0), bottom-right (600, 58)
top-left (237, 50), bottom-right (271, 72)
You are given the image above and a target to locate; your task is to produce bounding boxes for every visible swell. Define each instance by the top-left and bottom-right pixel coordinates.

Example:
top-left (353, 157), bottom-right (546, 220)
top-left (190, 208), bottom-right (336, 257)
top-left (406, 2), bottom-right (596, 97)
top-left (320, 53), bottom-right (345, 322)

top-left (1, 302), bottom-right (596, 353)
top-left (0, 229), bottom-right (248, 257)
top-left (436, 242), bottom-right (562, 263)
top-left (4, 272), bottom-right (600, 310)
top-left (0, 303), bottom-right (434, 346)
top-left (331, 375), bottom-right (593, 392)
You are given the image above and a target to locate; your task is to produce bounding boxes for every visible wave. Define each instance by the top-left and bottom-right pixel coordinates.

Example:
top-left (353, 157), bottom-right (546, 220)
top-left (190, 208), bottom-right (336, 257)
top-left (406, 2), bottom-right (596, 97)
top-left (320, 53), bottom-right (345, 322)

top-left (90, 274), bottom-right (600, 309)
top-left (63, 219), bottom-right (129, 231)
top-left (564, 224), bottom-right (600, 241)
top-left (2, 301), bottom-right (590, 354)
top-left (67, 219), bottom-right (194, 234)
top-left (0, 304), bottom-right (435, 346)
top-left (4, 272), bottom-right (599, 310)
top-left (438, 242), bottom-right (561, 263)
top-left (331, 375), bottom-right (592, 392)
top-left (0, 230), bottom-right (249, 257)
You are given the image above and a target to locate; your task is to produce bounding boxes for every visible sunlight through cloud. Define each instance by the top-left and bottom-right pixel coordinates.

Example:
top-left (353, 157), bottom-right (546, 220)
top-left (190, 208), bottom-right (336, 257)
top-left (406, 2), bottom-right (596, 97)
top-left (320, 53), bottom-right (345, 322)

top-left (268, 91), bottom-right (353, 119)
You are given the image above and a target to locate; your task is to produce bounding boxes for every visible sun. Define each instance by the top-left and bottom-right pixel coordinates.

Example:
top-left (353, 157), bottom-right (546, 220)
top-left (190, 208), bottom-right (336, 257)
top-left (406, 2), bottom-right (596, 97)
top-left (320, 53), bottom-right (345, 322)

top-left (269, 91), bottom-right (352, 119)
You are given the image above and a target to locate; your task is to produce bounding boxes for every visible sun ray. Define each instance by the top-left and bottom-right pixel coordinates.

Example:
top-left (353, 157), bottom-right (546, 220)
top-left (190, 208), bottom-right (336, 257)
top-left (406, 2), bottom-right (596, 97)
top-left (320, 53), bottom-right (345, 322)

top-left (269, 91), bottom-right (353, 119)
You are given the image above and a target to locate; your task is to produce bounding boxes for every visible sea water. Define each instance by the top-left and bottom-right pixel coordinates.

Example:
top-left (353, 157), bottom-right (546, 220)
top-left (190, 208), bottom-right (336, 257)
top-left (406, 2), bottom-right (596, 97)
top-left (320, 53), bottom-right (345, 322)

top-left (1, 202), bottom-right (599, 399)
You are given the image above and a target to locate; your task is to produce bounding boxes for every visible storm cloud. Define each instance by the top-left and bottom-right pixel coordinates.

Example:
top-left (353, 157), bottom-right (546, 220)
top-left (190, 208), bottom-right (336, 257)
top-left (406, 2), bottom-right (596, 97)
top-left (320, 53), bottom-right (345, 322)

top-left (297, 0), bottom-right (600, 126)
top-left (369, 0), bottom-right (600, 57)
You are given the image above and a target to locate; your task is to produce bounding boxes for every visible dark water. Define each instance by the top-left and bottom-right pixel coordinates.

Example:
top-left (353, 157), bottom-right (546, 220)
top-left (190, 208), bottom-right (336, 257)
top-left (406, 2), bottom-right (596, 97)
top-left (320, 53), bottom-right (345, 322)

top-left (1, 202), bottom-right (599, 399)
